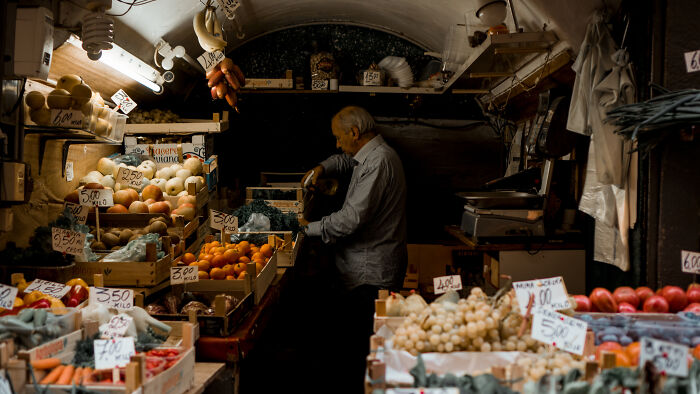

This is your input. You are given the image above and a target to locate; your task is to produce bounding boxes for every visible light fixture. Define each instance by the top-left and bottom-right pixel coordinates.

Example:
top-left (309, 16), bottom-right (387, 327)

top-left (67, 34), bottom-right (163, 93)
top-left (475, 0), bottom-right (507, 28)
top-left (81, 0), bottom-right (114, 60)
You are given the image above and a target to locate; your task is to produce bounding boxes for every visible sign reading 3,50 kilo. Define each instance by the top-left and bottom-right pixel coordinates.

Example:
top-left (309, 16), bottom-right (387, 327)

top-left (90, 287), bottom-right (134, 310)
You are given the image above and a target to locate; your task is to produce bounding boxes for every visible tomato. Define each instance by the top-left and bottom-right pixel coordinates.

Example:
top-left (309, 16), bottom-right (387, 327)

top-left (590, 288), bottom-right (618, 313)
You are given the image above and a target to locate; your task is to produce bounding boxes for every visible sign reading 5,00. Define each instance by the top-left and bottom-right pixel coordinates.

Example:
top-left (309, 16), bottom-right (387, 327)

top-left (79, 189), bottom-right (114, 207)
top-left (90, 287), bottom-right (134, 310)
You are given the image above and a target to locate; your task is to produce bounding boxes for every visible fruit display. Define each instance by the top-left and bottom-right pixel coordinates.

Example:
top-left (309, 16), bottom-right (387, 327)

top-left (1, 277), bottom-right (89, 315)
top-left (573, 284), bottom-right (700, 314)
top-left (145, 292), bottom-right (239, 316)
top-left (88, 217), bottom-right (180, 252)
top-left (0, 308), bottom-right (77, 349)
top-left (184, 239), bottom-right (274, 280)
top-left (127, 109), bottom-right (180, 124)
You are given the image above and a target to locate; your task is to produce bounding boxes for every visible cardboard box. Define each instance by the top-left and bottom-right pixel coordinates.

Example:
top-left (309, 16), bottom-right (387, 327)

top-left (124, 134), bottom-right (214, 168)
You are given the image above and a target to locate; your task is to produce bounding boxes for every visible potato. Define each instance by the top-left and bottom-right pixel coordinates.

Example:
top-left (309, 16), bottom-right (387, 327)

top-left (119, 229), bottom-right (134, 245)
top-left (102, 233), bottom-right (119, 248)
top-left (167, 233), bottom-right (180, 244)
top-left (91, 241), bottom-right (106, 250)
top-left (129, 234), bottom-right (141, 243)
top-left (149, 216), bottom-right (169, 225)
top-left (111, 246), bottom-right (121, 251)
top-left (149, 220), bottom-right (168, 235)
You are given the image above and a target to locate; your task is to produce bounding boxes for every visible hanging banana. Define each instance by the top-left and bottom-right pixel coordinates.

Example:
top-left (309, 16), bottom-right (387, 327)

top-left (193, 5), bottom-right (226, 53)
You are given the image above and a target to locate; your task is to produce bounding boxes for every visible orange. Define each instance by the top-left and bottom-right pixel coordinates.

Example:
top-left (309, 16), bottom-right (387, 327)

top-left (198, 271), bottom-right (209, 279)
top-left (237, 241), bottom-right (250, 255)
top-left (249, 243), bottom-right (256, 248)
top-left (626, 342), bottom-right (641, 365)
top-left (197, 260), bottom-right (210, 272)
top-left (250, 246), bottom-right (260, 255)
top-left (260, 244), bottom-right (273, 258)
top-left (596, 342), bottom-right (623, 361)
top-left (238, 256), bottom-right (250, 264)
top-left (211, 254), bottom-right (227, 268)
top-left (182, 253), bottom-right (196, 264)
top-left (255, 262), bottom-right (263, 275)
top-left (251, 252), bottom-right (265, 261)
top-left (226, 275), bottom-right (236, 280)
top-left (200, 254), bottom-right (213, 263)
top-left (222, 264), bottom-right (235, 277)
top-left (210, 267), bottom-right (226, 280)
top-left (223, 249), bottom-right (240, 264)
top-left (612, 349), bottom-right (632, 367)
top-left (213, 247), bottom-right (225, 255)
top-left (234, 262), bottom-right (246, 276)
top-left (210, 241), bottom-right (220, 247)
top-left (238, 271), bottom-right (247, 280)
top-left (188, 261), bottom-right (198, 267)
top-left (253, 258), bottom-right (265, 267)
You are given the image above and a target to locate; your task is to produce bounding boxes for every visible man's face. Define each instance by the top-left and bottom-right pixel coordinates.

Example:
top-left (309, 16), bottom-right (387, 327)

top-left (331, 118), bottom-right (358, 156)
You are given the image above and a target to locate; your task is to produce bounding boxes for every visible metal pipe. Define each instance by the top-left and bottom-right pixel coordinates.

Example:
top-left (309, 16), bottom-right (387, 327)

top-left (507, 0), bottom-right (521, 32)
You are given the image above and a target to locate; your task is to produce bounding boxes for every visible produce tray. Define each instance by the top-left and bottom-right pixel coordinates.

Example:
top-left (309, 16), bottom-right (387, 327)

top-left (245, 187), bottom-right (303, 214)
top-left (184, 221), bottom-right (210, 255)
top-left (163, 183), bottom-right (211, 212)
top-left (274, 233), bottom-right (302, 268)
top-left (124, 112), bottom-right (229, 135)
top-left (16, 309), bottom-right (83, 363)
top-left (0, 263), bottom-right (76, 285)
top-left (74, 250), bottom-right (173, 287)
top-left (573, 312), bottom-right (683, 322)
top-left (87, 214), bottom-right (197, 240)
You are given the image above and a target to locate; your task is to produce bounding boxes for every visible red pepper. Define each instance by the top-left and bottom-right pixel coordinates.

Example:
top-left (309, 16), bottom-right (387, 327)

top-left (69, 285), bottom-right (88, 303)
top-left (29, 299), bottom-right (52, 309)
top-left (0, 305), bottom-right (26, 316)
top-left (66, 296), bottom-right (81, 307)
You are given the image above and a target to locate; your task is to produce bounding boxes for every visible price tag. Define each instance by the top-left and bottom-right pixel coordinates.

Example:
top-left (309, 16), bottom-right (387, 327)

top-left (111, 89), bottom-right (137, 114)
top-left (433, 275), bottom-right (463, 295)
top-left (640, 337), bottom-right (688, 377)
top-left (170, 266), bottom-right (199, 284)
top-left (90, 287), bottom-right (134, 310)
top-left (0, 284), bottom-right (19, 310)
top-left (79, 189), bottom-right (114, 207)
top-left (311, 79), bottom-right (329, 90)
top-left (682, 250), bottom-right (700, 274)
top-left (531, 309), bottom-right (587, 355)
top-left (684, 50), bottom-right (700, 73)
top-left (25, 278), bottom-right (71, 299)
top-left (197, 50), bottom-right (226, 73)
top-left (50, 109), bottom-right (83, 128)
top-left (94, 337), bottom-right (136, 370)
top-left (116, 167), bottom-right (144, 189)
top-left (215, 0), bottom-right (241, 19)
top-left (512, 276), bottom-right (571, 314)
top-left (63, 202), bottom-right (89, 224)
top-left (65, 161), bottom-right (74, 182)
top-left (102, 315), bottom-right (133, 338)
top-left (209, 209), bottom-right (238, 233)
top-left (362, 70), bottom-right (382, 86)
top-left (51, 227), bottom-right (86, 257)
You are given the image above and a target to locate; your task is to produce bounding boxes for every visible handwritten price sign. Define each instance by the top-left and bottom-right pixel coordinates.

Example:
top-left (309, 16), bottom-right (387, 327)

top-left (63, 202), bottom-right (89, 224)
top-left (531, 309), bottom-right (587, 355)
top-left (94, 337), bottom-right (136, 370)
top-left (170, 266), bottom-right (199, 284)
top-left (362, 70), bottom-right (382, 86)
top-left (25, 279), bottom-right (71, 299)
top-left (215, 0), bottom-right (241, 19)
top-left (51, 227), bottom-right (86, 257)
top-left (684, 50), bottom-right (700, 73)
top-left (0, 284), bottom-right (19, 310)
top-left (197, 50), bottom-right (226, 73)
top-left (102, 315), bottom-right (133, 338)
top-left (386, 389), bottom-right (459, 394)
top-left (682, 250), bottom-right (700, 274)
top-left (79, 189), bottom-right (114, 207)
top-left (311, 79), bottom-right (329, 90)
top-left (433, 275), bottom-right (463, 295)
top-left (50, 109), bottom-right (83, 128)
top-left (513, 276), bottom-right (571, 314)
top-left (111, 89), bottom-right (137, 114)
top-left (210, 209), bottom-right (238, 233)
top-left (640, 337), bottom-right (688, 377)
top-left (90, 287), bottom-right (134, 310)
top-left (116, 167), bottom-right (144, 189)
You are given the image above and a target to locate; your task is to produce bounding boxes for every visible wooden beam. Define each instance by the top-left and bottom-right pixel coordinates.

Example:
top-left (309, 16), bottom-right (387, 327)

top-left (469, 72), bottom-right (513, 78)
top-left (494, 47), bottom-right (550, 55)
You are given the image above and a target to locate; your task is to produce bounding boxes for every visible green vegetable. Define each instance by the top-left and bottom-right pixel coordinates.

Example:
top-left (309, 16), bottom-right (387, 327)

top-left (229, 199), bottom-right (300, 245)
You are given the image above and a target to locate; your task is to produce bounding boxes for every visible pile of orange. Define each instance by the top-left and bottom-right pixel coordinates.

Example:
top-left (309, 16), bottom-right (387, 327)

top-left (180, 240), bottom-right (274, 280)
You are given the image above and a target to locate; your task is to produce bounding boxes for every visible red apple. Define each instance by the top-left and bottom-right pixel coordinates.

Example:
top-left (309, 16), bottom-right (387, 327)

top-left (643, 295), bottom-right (670, 313)
top-left (128, 201), bottom-right (149, 213)
top-left (590, 288), bottom-right (618, 313)
top-left (688, 283), bottom-right (700, 292)
top-left (636, 287), bottom-right (655, 304)
top-left (106, 204), bottom-right (128, 213)
top-left (573, 295), bottom-right (592, 312)
top-left (618, 302), bottom-right (637, 313)
top-left (148, 201), bottom-right (171, 215)
top-left (684, 303), bottom-right (700, 313)
top-left (613, 287), bottom-right (640, 309)
top-left (688, 288), bottom-right (700, 304)
top-left (661, 285), bottom-right (688, 312)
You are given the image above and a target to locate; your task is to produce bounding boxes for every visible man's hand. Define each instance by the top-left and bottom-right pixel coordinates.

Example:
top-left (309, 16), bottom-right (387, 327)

top-left (301, 165), bottom-right (324, 190)
top-left (298, 217), bottom-right (309, 227)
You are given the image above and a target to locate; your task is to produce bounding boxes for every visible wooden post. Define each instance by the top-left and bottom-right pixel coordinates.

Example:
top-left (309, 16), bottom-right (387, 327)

top-left (377, 290), bottom-right (389, 300)
top-left (283, 232), bottom-right (292, 251)
top-left (214, 294), bottom-right (227, 317)
top-left (126, 354), bottom-right (145, 393)
top-left (93, 274), bottom-right (104, 287)
top-left (221, 228), bottom-right (227, 247)
top-left (246, 262), bottom-right (256, 295)
top-left (181, 322), bottom-right (194, 349)
top-left (375, 299), bottom-right (386, 317)
top-left (188, 309), bottom-right (197, 324)
top-left (83, 319), bottom-right (100, 338)
top-left (162, 235), bottom-right (171, 257)
top-left (585, 361), bottom-right (599, 381)
top-left (10, 273), bottom-right (24, 287)
top-left (134, 293), bottom-right (144, 308)
top-left (601, 351), bottom-right (617, 369)
top-left (583, 331), bottom-right (596, 358)
top-left (145, 243), bottom-right (157, 262)
top-left (95, 209), bottom-right (101, 243)
top-left (187, 182), bottom-right (196, 196)
top-left (510, 365), bottom-right (525, 392)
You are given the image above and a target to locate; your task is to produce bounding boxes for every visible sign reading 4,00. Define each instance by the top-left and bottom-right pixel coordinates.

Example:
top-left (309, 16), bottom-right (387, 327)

top-left (90, 287), bottom-right (134, 310)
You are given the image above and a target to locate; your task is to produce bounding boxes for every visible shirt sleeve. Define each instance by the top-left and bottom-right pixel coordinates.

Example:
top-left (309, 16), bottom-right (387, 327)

top-left (320, 154), bottom-right (355, 176)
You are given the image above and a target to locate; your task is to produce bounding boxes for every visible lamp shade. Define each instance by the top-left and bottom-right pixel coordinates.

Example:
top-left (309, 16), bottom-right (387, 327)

top-left (475, 0), bottom-right (507, 27)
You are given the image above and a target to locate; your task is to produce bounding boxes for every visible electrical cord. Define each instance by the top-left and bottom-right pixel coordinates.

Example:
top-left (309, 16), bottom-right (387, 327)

top-left (107, 0), bottom-right (159, 16)
top-left (3, 78), bottom-right (26, 117)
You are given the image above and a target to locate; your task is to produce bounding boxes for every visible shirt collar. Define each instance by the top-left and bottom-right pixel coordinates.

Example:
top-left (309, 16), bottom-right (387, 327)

top-left (352, 135), bottom-right (384, 165)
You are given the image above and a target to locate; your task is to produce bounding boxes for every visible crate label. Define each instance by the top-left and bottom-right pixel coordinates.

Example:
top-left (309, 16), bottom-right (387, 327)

top-left (79, 189), bottom-right (114, 207)
top-left (216, 0), bottom-right (241, 19)
top-left (111, 89), bottom-right (137, 114)
top-left (125, 144), bottom-right (150, 156)
top-left (531, 309), bottom-right (587, 355)
top-left (50, 109), bottom-right (83, 128)
top-left (51, 227), bottom-right (86, 257)
top-left (0, 284), bottom-right (19, 310)
top-left (94, 337), bottom-right (136, 370)
top-left (62, 202), bottom-right (88, 224)
top-left (197, 50), bottom-right (226, 73)
top-left (25, 278), bottom-right (71, 299)
top-left (433, 275), bottom-right (462, 295)
top-left (362, 70), bottom-right (382, 86)
top-left (102, 315), bottom-right (133, 338)
top-left (152, 144), bottom-right (180, 165)
top-left (682, 250), bottom-right (700, 274)
top-left (116, 167), bottom-right (144, 189)
top-left (640, 337), bottom-right (688, 377)
top-left (65, 161), bottom-right (74, 182)
top-left (90, 287), bottom-right (134, 310)
top-left (171, 266), bottom-right (199, 284)
top-left (513, 276), bottom-right (571, 314)
top-left (210, 209), bottom-right (238, 233)
top-left (311, 79), bottom-right (329, 90)
top-left (684, 50), bottom-right (700, 73)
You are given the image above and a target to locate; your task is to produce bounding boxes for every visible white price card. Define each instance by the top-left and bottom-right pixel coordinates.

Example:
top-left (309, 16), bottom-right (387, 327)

top-left (682, 250), bottom-right (700, 274)
top-left (513, 276), bottom-right (571, 314)
top-left (170, 266), bottom-right (199, 285)
top-left (111, 89), bottom-right (137, 114)
top-left (50, 109), bottom-right (83, 128)
top-left (25, 278), bottom-right (71, 299)
top-left (63, 202), bottom-right (89, 224)
top-left (640, 337), bottom-right (689, 377)
top-left (94, 337), bottom-right (136, 370)
top-left (684, 50), bottom-right (700, 73)
top-left (197, 50), bottom-right (226, 73)
top-left (387, 389), bottom-right (459, 394)
top-left (0, 284), bottom-right (19, 310)
top-left (531, 309), bottom-right (587, 355)
top-left (433, 275), bottom-right (463, 295)
top-left (102, 315), bottom-right (133, 338)
top-left (363, 70), bottom-right (382, 86)
top-left (51, 227), bottom-right (87, 257)
top-left (215, 0), bottom-right (241, 19)
top-left (210, 209), bottom-right (239, 233)
top-left (311, 79), bottom-right (329, 90)
top-left (90, 287), bottom-right (134, 310)
top-left (79, 189), bottom-right (114, 207)
top-left (116, 167), bottom-right (144, 189)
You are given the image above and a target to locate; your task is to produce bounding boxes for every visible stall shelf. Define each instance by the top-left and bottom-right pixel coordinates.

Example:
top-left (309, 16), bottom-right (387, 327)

top-left (124, 112), bottom-right (229, 135)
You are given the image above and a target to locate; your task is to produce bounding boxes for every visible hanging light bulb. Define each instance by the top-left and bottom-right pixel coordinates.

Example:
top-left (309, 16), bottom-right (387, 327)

top-left (474, 0), bottom-right (507, 28)
top-left (82, 0), bottom-right (114, 60)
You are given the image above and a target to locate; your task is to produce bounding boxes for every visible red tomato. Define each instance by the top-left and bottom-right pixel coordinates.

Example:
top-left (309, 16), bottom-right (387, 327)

top-left (590, 288), bottom-right (618, 313)
top-left (618, 302), bottom-right (637, 313)
top-left (661, 286), bottom-right (688, 312)
top-left (613, 287), bottom-right (640, 309)
top-left (635, 287), bottom-right (655, 304)
top-left (643, 295), bottom-right (670, 313)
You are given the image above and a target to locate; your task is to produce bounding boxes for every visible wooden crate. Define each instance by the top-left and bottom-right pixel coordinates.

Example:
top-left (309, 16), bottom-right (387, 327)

top-left (74, 243), bottom-right (173, 287)
top-left (124, 112), bottom-right (229, 135)
top-left (260, 172), bottom-right (306, 188)
top-left (245, 187), bottom-right (303, 214)
top-left (269, 232), bottom-right (301, 268)
top-left (0, 263), bottom-right (76, 285)
top-left (16, 309), bottom-right (83, 363)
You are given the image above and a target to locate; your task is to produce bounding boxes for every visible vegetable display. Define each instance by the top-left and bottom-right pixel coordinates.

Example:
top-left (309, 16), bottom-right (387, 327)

top-left (184, 239), bottom-right (273, 280)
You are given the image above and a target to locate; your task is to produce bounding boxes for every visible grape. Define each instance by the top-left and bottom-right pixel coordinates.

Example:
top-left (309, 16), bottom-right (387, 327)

top-left (476, 321), bottom-right (486, 333)
top-left (415, 341), bottom-right (425, 351)
top-left (480, 342), bottom-right (492, 352)
top-left (489, 329), bottom-right (500, 340)
top-left (451, 335), bottom-right (462, 345)
top-left (440, 333), bottom-right (450, 343)
top-left (410, 333), bottom-right (419, 343)
top-left (516, 341), bottom-right (527, 352)
top-left (430, 334), bottom-right (440, 346)
top-left (505, 341), bottom-right (516, 351)
top-left (458, 324), bottom-right (468, 337)
top-left (418, 330), bottom-right (427, 341)
top-left (437, 343), bottom-right (445, 352)
top-left (445, 342), bottom-right (454, 352)
top-left (472, 337), bottom-right (484, 348)
top-left (492, 342), bottom-right (503, 351)
top-left (466, 323), bottom-right (478, 338)
top-left (431, 325), bottom-right (443, 334)
top-left (443, 322), bottom-right (453, 332)
top-left (404, 339), bottom-right (414, 350)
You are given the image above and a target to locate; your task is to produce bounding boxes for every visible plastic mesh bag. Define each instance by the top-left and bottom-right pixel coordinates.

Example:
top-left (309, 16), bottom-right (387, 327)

top-left (102, 233), bottom-right (164, 262)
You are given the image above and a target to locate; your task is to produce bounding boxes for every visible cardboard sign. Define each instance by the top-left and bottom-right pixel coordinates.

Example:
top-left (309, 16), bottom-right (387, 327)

top-left (0, 284), bottom-right (19, 310)
top-left (197, 50), bottom-right (226, 73)
top-left (682, 250), bottom-right (700, 274)
top-left (151, 144), bottom-right (180, 166)
top-left (531, 309), bottom-right (587, 355)
top-left (94, 337), bottom-right (136, 370)
top-left (433, 275), bottom-right (463, 295)
top-left (311, 79), bottom-right (329, 90)
top-left (79, 189), bottom-right (114, 207)
top-left (90, 287), bottom-right (134, 310)
top-left (63, 202), bottom-right (88, 224)
top-left (116, 167), bottom-right (144, 189)
top-left (50, 109), bottom-right (83, 128)
top-left (640, 337), bottom-right (688, 377)
top-left (362, 70), bottom-right (382, 86)
top-left (170, 266), bottom-right (199, 285)
top-left (215, 0), bottom-right (241, 19)
top-left (102, 315), bottom-right (133, 338)
top-left (24, 278), bottom-right (71, 299)
top-left (111, 89), bottom-right (137, 114)
top-left (210, 209), bottom-right (238, 233)
top-left (684, 50), bottom-right (700, 73)
top-left (513, 276), bottom-right (571, 314)
top-left (51, 227), bottom-right (86, 257)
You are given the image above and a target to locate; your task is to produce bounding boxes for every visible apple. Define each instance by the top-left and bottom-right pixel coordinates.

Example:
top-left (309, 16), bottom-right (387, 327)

top-left (184, 175), bottom-right (204, 193)
top-left (688, 288), bottom-right (700, 304)
top-left (137, 163), bottom-right (155, 179)
top-left (128, 201), bottom-right (149, 213)
top-left (636, 287), bottom-right (655, 304)
top-left (107, 204), bottom-right (128, 213)
top-left (142, 184), bottom-right (163, 202)
top-left (64, 190), bottom-right (79, 204)
top-left (573, 295), bottom-right (592, 312)
top-left (114, 190), bottom-right (136, 208)
top-left (178, 195), bottom-right (196, 207)
top-left (175, 169), bottom-right (192, 180)
top-left (125, 188), bottom-right (140, 203)
top-left (155, 167), bottom-right (175, 180)
top-left (613, 287), bottom-right (640, 309)
top-left (177, 190), bottom-right (188, 197)
top-left (173, 206), bottom-right (195, 221)
top-left (141, 160), bottom-right (156, 170)
top-left (643, 295), bottom-right (670, 313)
top-left (97, 158), bottom-right (115, 176)
top-left (83, 182), bottom-right (104, 190)
top-left (151, 178), bottom-right (167, 192)
top-left (149, 201), bottom-right (171, 214)
top-left (166, 177), bottom-right (185, 196)
top-left (661, 286), bottom-right (688, 312)
top-left (618, 302), bottom-right (636, 313)
top-left (80, 174), bottom-right (101, 185)
top-left (56, 74), bottom-right (82, 91)
top-left (170, 164), bottom-right (183, 172)
top-left (183, 157), bottom-right (202, 176)
top-left (144, 198), bottom-right (156, 205)
top-left (112, 163), bottom-right (127, 178)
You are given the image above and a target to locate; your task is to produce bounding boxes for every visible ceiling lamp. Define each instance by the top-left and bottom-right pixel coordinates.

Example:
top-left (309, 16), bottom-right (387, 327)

top-left (475, 0), bottom-right (507, 28)
top-left (81, 0), bottom-right (114, 60)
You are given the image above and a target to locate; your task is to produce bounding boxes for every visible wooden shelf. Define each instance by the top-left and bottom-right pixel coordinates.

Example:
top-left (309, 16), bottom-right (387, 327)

top-left (338, 85), bottom-right (441, 94)
top-left (125, 112), bottom-right (229, 135)
top-left (240, 89), bottom-right (338, 94)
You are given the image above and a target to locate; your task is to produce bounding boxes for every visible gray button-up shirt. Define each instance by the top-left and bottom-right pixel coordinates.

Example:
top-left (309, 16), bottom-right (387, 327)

top-left (307, 135), bottom-right (408, 290)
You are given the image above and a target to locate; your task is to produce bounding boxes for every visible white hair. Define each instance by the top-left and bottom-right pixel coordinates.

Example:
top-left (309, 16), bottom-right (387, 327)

top-left (333, 106), bottom-right (376, 136)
